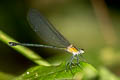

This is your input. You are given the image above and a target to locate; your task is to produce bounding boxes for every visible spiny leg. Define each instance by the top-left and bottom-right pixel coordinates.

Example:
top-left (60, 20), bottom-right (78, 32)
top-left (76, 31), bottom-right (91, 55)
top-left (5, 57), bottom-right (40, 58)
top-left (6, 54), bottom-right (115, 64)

top-left (77, 54), bottom-right (79, 64)
top-left (65, 55), bottom-right (73, 70)
top-left (79, 55), bottom-right (87, 62)
top-left (66, 55), bottom-right (75, 71)
top-left (76, 54), bottom-right (83, 69)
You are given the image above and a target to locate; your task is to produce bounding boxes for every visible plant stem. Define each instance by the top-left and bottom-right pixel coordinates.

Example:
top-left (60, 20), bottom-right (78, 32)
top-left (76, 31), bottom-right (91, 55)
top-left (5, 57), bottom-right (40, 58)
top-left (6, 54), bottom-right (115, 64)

top-left (0, 30), bottom-right (51, 66)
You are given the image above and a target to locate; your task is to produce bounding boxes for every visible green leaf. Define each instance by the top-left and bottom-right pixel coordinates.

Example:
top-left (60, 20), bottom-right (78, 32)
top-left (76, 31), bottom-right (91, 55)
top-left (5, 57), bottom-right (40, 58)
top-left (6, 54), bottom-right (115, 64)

top-left (16, 62), bottom-right (97, 80)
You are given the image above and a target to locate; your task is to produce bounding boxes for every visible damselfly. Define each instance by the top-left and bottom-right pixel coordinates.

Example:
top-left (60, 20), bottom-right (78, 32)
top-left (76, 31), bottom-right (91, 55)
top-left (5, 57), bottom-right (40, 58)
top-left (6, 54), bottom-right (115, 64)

top-left (9, 8), bottom-right (85, 69)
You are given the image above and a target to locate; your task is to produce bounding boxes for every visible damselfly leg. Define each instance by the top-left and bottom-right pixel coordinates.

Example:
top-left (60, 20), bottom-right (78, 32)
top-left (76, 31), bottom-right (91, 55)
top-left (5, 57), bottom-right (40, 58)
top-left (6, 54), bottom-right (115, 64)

top-left (65, 54), bottom-right (86, 71)
top-left (66, 55), bottom-right (75, 71)
top-left (79, 54), bottom-right (87, 62)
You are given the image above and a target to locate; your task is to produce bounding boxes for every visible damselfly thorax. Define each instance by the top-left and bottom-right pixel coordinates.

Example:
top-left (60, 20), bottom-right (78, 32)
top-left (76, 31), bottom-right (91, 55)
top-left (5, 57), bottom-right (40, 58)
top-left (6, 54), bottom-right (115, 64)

top-left (66, 44), bottom-right (84, 55)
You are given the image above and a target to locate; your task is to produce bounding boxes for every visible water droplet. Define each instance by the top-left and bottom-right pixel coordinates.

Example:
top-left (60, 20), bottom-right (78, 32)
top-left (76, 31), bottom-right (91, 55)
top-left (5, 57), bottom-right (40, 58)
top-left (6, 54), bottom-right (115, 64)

top-left (35, 73), bottom-right (38, 77)
top-left (26, 72), bottom-right (30, 75)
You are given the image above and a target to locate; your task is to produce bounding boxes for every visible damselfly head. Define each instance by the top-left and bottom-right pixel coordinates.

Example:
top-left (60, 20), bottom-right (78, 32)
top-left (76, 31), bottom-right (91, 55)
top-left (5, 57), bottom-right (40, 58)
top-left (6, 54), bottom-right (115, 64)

top-left (79, 48), bottom-right (85, 54)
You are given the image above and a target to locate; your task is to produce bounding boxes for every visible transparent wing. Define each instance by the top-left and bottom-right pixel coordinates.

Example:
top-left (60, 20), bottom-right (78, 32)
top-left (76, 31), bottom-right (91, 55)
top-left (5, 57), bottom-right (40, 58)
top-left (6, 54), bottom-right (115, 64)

top-left (27, 8), bottom-right (71, 47)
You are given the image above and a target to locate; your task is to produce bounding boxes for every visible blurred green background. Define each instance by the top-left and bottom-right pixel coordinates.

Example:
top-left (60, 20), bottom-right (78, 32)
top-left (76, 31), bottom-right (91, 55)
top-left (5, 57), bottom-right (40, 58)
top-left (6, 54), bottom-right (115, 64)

top-left (0, 0), bottom-right (120, 78)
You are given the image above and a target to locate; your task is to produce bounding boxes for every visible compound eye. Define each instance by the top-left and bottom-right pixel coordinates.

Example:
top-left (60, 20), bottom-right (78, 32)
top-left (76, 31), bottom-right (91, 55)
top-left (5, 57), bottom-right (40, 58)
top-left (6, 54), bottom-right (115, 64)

top-left (81, 48), bottom-right (84, 51)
